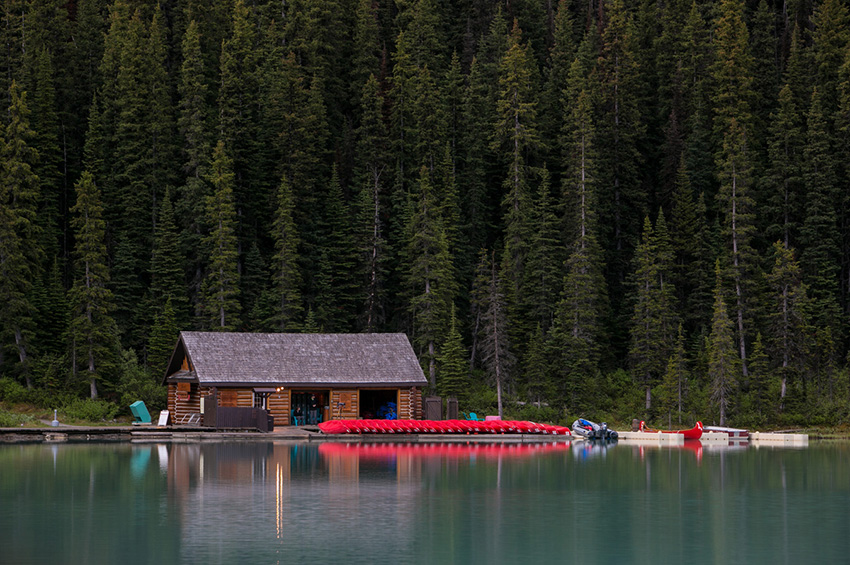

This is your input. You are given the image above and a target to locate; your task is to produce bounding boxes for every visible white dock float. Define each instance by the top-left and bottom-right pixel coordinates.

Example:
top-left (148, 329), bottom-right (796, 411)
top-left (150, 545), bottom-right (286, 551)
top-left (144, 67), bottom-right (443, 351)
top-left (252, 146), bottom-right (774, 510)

top-left (750, 431), bottom-right (808, 447)
top-left (700, 431), bottom-right (731, 443)
top-left (615, 431), bottom-right (684, 445)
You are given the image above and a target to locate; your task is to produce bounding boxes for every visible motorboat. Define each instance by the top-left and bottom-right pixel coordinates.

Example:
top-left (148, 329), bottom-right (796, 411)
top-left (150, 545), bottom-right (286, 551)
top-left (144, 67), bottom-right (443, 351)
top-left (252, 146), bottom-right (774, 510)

top-left (571, 418), bottom-right (618, 440)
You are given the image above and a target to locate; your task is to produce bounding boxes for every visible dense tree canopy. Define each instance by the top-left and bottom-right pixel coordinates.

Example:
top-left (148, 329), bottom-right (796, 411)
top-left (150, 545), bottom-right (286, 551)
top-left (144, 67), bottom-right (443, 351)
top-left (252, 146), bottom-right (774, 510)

top-left (2, 0), bottom-right (850, 427)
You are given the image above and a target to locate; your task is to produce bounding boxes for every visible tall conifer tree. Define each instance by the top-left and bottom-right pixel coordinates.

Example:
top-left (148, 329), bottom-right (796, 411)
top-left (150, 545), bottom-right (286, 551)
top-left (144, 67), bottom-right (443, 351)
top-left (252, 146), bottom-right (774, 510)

top-left (404, 166), bottom-right (454, 388)
top-left (477, 249), bottom-right (512, 419)
top-left (200, 141), bottom-right (241, 331)
top-left (69, 171), bottom-right (116, 399)
top-left (0, 82), bottom-right (41, 386)
top-left (765, 242), bottom-right (809, 407)
top-left (150, 189), bottom-right (188, 329)
top-left (268, 175), bottom-right (302, 332)
top-left (353, 74), bottom-right (389, 331)
top-left (493, 20), bottom-right (539, 355)
top-left (551, 85), bottom-right (607, 413)
top-left (763, 84), bottom-right (804, 249)
top-left (800, 88), bottom-right (841, 335)
top-left (708, 261), bottom-right (738, 426)
top-left (438, 303), bottom-right (468, 401)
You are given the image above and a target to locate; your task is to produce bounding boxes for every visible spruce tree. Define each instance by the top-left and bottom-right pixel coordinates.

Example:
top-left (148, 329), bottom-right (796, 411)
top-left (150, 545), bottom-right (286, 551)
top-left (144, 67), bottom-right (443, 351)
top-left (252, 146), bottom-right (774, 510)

top-left (108, 6), bottom-right (177, 348)
top-left (659, 325), bottom-right (688, 427)
top-left (783, 24), bottom-right (813, 120)
top-left (522, 167), bottom-right (563, 334)
top-left (716, 119), bottom-right (756, 380)
top-left (314, 167), bottom-right (359, 332)
top-left (69, 171), bottom-right (117, 399)
top-left (765, 242), bottom-right (810, 409)
top-left (178, 19), bottom-right (212, 183)
top-left (669, 159), bottom-right (713, 336)
top-left (597, 0), bottom-right (646, 340)
top-left (629, 214), bottom-right (678, 413)
top-left (200, 141), bottom-right (241, 331)
top-left (268, 175), bottom-right (302, 332)
top-left (438, 303), bottom-right (468, 401)
top-left (477, 249), bottom-right (512, 419)
top-left (746, 333), bottom-right (771, 426)
top-left (540, 0), bottom-right (576, 163)
top-left (30, 47), bottom-right (63, 264)
top-left (350, 0), bottom-right (382, 104)
top-left (33, 258), bottom-right (68, 360)
top-left (800, 88), bottom-right (841, 335)
top-left (218, 0), bottom-right (261, 258)
top-left (524, 323), bottom-right (552, 408)
top-left (150, 189), bottom-right (188, 329)
top-left (551, 76), bottom-right (608, 413)
top-left (493, 20), bottom-right (539, 354)
top-left (177, 19), bottom-right (213, 312)
top-left (458, 56), bottom-right (497, 256)
top-left (0, 81), bottom-right (41, 387)
top-left (353, 74), bottom-right (388, 331)
top-left (147, 297), bottom-right (178, 378)
top-left (240, 242), bottom-right (267, 328)
top-left (711, 0), bottom-right (756, 379)
top-left (811, 0), bottom-right (850, 119)
top-left (748, 0), bottom-right (780, 170)
top-left (762, 84), bottom-right (804, 249)
top-left (404, 166), bottom-right (455, 389)
top-left (708, 261), bottom-right (738, 426)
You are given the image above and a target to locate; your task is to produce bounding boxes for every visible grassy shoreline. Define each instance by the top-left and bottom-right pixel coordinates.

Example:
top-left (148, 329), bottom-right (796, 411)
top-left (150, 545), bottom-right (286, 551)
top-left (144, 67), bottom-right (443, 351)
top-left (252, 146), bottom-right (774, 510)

top-left (3, 402), bottom-right (850, 439)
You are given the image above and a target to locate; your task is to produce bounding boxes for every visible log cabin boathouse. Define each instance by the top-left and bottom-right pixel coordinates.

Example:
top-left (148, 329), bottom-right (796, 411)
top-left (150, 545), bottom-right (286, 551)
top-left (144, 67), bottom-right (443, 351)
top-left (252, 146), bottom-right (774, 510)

top-left (163, 331), bottom-right (427, 426)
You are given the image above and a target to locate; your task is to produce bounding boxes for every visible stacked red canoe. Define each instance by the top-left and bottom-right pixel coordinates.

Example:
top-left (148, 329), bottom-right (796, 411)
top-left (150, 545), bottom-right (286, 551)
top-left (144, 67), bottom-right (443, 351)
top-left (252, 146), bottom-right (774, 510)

top-left (318, 419), bottom-right (572, 435)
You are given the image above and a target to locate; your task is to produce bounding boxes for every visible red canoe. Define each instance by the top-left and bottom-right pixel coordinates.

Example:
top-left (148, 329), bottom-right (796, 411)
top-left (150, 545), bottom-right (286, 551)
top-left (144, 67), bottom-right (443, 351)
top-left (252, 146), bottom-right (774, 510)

top-left (318, 419), bottom-right (572, 436)
top-left (639, 420), bottom-right (703, 440)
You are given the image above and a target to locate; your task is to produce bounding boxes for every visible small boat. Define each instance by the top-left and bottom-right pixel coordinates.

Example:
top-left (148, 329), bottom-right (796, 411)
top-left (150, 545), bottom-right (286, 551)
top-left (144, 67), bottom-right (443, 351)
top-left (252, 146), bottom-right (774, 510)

top-left (318, 419), bottom-right (573, 435)
top-left (571, 418), bottom-right (618, 440)
top-left (639, 420), bottom-right (703, 440)
top-left (703, 426), bottom-right (749, 439)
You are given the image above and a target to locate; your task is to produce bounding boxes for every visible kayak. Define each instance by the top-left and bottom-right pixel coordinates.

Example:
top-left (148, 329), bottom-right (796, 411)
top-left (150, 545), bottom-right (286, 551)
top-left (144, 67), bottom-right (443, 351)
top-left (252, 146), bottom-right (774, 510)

top-left (318, 419), bottom-right (572, 435)
top-left (639, 420), bottom-right (703, 440)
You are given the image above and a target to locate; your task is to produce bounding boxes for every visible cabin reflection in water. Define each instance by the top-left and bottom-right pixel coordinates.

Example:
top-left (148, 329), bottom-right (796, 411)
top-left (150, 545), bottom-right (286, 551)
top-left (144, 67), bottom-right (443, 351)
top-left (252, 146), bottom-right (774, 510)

top-left (163, 442), bottom-right (575, 504)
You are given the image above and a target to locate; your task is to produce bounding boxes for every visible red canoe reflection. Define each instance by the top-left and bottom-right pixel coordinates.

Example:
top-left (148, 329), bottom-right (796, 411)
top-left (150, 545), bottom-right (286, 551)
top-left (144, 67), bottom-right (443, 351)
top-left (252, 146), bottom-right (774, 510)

top-left (318, 441), bottom-right (572, 461)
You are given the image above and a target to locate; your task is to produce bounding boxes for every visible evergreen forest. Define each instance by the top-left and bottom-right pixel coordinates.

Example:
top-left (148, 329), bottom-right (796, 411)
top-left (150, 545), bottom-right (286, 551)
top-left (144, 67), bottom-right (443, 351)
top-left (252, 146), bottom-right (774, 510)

top-left (3, 0), bottom-right (850, 429)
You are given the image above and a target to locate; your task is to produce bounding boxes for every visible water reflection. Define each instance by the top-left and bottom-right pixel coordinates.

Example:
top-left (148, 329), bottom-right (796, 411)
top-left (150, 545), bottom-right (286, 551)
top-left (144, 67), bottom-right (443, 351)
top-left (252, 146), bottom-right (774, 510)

top-left (2, 440), bottom-right (849, 564)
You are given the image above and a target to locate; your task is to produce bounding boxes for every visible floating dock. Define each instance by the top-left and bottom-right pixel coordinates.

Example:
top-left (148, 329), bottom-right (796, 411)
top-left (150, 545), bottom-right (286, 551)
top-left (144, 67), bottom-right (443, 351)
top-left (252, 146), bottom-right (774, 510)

top-left (615, 431), bottom-right (684, 445)
top-left (750, 431), bottom-right (808, 446)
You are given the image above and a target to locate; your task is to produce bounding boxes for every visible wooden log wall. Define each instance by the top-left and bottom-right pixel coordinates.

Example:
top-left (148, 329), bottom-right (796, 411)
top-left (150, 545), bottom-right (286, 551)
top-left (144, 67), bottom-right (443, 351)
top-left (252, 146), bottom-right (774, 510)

top-left (268, 391), bottom-right (290, 426)
top-left (167, 384), bottom-right (201, 424)
top-left (331, 389), bottom-right (359, 419)
top-left (398, 387), bottom-right (422, 420)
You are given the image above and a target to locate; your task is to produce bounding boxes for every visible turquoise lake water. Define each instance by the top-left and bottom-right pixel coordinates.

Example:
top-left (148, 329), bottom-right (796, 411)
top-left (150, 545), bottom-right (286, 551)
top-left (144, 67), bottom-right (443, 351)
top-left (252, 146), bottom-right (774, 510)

top-left (1, 439), bottom-right (848, 564)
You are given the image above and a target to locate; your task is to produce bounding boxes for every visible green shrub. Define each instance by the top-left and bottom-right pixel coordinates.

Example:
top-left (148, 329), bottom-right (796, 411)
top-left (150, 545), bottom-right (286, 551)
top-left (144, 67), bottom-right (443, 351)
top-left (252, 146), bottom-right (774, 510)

top-left (116, 350), bottom-right (167, 414)
top-left (60, 398), bottom-right (119, 423)
top-left (0, 378), bottom-right (29, 404)
top-left (0, 407), bottom-right (34, 427)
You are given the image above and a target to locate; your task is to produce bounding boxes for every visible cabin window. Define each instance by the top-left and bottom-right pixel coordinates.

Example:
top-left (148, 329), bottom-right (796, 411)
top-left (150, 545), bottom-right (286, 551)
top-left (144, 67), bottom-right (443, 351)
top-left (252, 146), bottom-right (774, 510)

top-left (253, 393), bottom-right (266, 410)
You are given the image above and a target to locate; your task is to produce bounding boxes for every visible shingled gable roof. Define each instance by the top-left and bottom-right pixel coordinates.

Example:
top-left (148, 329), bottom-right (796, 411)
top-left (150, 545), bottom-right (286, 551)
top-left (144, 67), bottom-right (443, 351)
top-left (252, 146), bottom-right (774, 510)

top-left (165, 331), bottom-right (427, 387)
